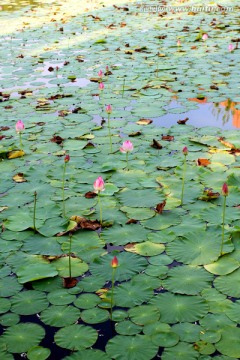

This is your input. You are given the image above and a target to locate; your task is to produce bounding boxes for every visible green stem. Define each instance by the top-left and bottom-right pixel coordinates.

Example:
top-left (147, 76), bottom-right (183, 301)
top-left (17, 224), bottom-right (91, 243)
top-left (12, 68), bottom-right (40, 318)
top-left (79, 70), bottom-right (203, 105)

top-left (62, 162), bottom-right (67, 218)
top-left (126, 152), bottom-right (129, 170)
top-left (69, 233), bottom-right (72, 278)
top-left (110, 267), bottom-right (116, 320)
top-left (98, 192), bottom-right (103, 225)
top-left (220, 195), bottom-right (227, 256)
top-left (107, 113), bottom-right (112, 153)
top-left (33, 191), bottom-right (37, 232)
top-left (180, 155), bottom-right (187, 206)
top-left (19, 132), bottom-right (23, 152)
top-left (122, 78), bottom-right (125, 98)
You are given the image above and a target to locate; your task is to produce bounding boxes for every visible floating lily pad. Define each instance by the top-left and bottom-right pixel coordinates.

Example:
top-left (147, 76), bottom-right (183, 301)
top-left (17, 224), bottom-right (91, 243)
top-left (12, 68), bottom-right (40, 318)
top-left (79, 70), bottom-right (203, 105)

top-left (54, 324), bottom-right (98, 351)
top-left (106, 334), bottom-right (159, 360)
top-left (2, 323), bottom-right (45, 353)
top-left (40, 305), bottom-right (80, 327)
top-left (128, 305), bottom-right (160, 325)
top-left (115, 320), bottom-right (142, 335)
top-left (11, 291), bottom-right (49, 315)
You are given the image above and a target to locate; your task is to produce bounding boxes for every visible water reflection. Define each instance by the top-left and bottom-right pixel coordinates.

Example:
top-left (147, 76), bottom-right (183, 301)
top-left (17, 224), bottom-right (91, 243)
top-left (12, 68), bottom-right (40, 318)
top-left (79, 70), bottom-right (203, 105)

top-left (153, 99), bottom-right (239, 130)
top-left (0, 0), bottom-right (46, 11)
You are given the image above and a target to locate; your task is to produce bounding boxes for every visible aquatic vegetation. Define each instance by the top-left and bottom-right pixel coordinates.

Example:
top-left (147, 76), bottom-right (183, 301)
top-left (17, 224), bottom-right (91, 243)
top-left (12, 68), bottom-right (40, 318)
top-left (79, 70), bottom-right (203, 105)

top-left (0, 0), bottom-right (239, 359)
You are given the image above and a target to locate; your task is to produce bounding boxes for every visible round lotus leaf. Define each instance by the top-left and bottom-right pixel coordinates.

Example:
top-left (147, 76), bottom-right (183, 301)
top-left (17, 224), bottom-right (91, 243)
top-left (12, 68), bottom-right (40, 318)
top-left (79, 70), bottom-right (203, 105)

top-left (11, 291), bottom-right (49, 315)
top-left (2, 323), bottom-right (45, 353)
top-left (0, 313), bottom-right (19, 328)
top-left (225, 300), bottom-right (240, 323)
top-left (52, 257), bottom-right (88, 277)
top-left (162, 265), bottom-right (213, 295)
top-left (115, 320), bottom-right (142, 335)
top-left (171, 323), bottom-right (202, 343)
top-left (125, 241), bottom-right (165, 256)
top-left (0, 265), bottom-right (11, 278)
top-left (166, 231), bottom-right (220, 265)
top-left (74, 293), bottom-right (101, 309)
top-left (81, 308), bottom-right (109, 324)
top-left (214, 268), bottom-right (240, 297)
top-left (40, 305), bottom-right (80, 327)
top-left (78, 274), bottom-right (106, 292)
top-left (204, 255), bottom-right (239, 275)
top-left (55, 324), bottom-right (98, 350)
top-left (143, 322), bottom-right (171, 335)
top-left (161, 342), bottom-right (198, 360)
top-left (27, 346), bottom-right (51, 360)
top-left (145, 264), bottom-right (168, 277)
top-left (32, 276), bottom-right (63, 292)
top-left (200, 329), bottom-right (221, 344)
top-left (142, 211), bottom-right (182, 230)
top-left (194, 341), bottom-right (215, 355)
top-left (0, 298), bottom-right (11, 314)
top-left (0, 276), bottom-right (23, 297)
top-left (90, 252), bottom-right (148, 282)
top-left (118, 188), bottom-right (164, 208)
top-left (106, 334), bottom-right (159, 360)
top-left (63, 349), bottom-right (111, 360)
top-left (114, 281), bottom-right (153, 308)
top-left (148, 254), bottom-right (173, 266)
top-left (0, 239), bottom-right (22, 253)
top-left (102, 224), bottom-right (149, 246)
top-left (47, 289), bottom-right (76, 305)
top-left (150, 292), bottom-right (208, 323)
top-left (128, 305), bottom-right (160, 326)
top-left (215, 327), bottom-right (240, 358)
top-left (199, 313), bottom-right (235, 331)
top-left (111, 310), bottom-right (128, 322)
top-left (151, 330), bottom-right (179, 348)
top-left (16, 262), bottom-right (58, 284)
top-left (120, 206), bottom-right (156, 221)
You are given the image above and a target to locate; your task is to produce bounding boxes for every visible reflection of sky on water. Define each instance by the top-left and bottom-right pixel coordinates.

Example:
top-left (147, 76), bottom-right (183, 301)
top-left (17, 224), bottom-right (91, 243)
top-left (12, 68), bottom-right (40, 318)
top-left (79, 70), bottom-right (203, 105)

top-left (152, 100), bottom-right (239, 130)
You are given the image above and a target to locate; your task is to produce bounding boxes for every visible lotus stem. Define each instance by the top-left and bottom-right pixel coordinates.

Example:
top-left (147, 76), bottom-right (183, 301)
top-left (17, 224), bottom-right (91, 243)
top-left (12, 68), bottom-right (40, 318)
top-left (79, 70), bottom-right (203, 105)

top-left (110, 267), bottom-right (116, 320)
top-left (98, 192), bottom-right (103, 225)
top-left (19, 132), bottom-right (23, 152)
top-left (107, 113), bottom-right (113, 153)
top-left (126, 152), bottom-right (129, 170)
top-left (62, 162), bottom-right (67, 218)
top-left (180, 155), bottom-right (187, 206)
top-left (69, 233), bottom-right (72, 278)
top-left (33, 191), bottom-right (37, 232)
top-left (122, 78), bottom-right (125, 98)
top-left (220, 195), bottom-right (227, 256)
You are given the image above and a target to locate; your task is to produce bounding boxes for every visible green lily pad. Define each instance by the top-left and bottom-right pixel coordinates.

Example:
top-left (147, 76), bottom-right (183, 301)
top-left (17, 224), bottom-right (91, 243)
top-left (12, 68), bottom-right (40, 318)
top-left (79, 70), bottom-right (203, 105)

top-left (214, 268), bottom-right (240, 297)
top-left (2, 323), bottom-right (45, 353)
top-left (27, 346), bottom-right (51, 360)
top-left (74, 293), bottom-right (101, 309)
top-left (128, 305), bottom-right (160, 325)
top-left (52, 257), bottom-right (88, 277)
top-left (215, 327), bottom-right (240, 358)
top-left (81, 308), bottom-right (109, 324)
top-left (54, 324), bottom-right (98, 350)
top-left (106, 334), bottom-right (159, 360)
top-left (40, 305), bottom-right (80, 327)
top-left (11, 291), bottom-right (49, 315)
top-left (115, 320), bottom-right (142, 335)
top-left (161, 342), bottom-right (198, 360)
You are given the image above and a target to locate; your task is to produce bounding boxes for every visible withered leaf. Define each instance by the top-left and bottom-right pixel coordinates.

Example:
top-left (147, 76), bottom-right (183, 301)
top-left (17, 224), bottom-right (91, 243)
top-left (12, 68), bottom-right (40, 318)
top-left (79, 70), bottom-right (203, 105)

top-left (177, 117), bottom-right (189, 125)
top-left (151, 139), bottom-right (163, 149)
top-left (218, 137), bottom-right (235, 149)
top-left (210, 85), bottom-right (219, 90)
top-left (89, 77), bottom-right (100, 83)
top-left (197, 158), bottom-right (211, 166)
top-left (162, 135), bottom-right (174, 141)
top-left (0, 126), bottom-right (10, 131)
top-left (136, 118), bottom-right (153, 125)
top-left (13, 173), bottom-right (27, 183)
top-left (85, 191), bottom-right (97, 198)
top-left (63, 277), bottom-right (78, 288)
top-left (199, 187), bottom-right (220, 201)
top-left (129, 131), bottom-right (142, 137)
top-left (0, 135), bottom-right (6, 140)
top-left (126, 219), bottom-right (138, 224)
top-left (156, 200), bottom-right (166, 214)
top-left (48, 66), bottom-right (54, 72)
top-left (50, 135), bottom-right (64, 145)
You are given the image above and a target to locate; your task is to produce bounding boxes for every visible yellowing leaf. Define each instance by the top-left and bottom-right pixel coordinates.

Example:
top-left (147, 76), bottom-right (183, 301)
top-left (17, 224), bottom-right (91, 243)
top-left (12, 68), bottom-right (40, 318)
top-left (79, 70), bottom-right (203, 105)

top-left (8, 150), bottom-right (25, 159)
top-left (12, 173), bottom-right (27, 183)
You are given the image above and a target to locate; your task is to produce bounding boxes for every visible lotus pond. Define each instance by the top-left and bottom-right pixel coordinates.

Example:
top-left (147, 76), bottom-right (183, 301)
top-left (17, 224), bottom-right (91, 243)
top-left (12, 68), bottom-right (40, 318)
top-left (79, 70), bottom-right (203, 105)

top-left (0, 0), bottom-right (240, 359)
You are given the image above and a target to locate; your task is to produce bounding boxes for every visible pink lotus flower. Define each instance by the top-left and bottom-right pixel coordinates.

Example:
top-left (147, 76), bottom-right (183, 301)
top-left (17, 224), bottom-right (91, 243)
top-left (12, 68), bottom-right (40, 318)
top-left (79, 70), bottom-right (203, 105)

top-left (98, 69), bottom-right (103, 78)
top-left (93, 176), bottom-right (105, 193)
top-left (177, 39), bottom-right (181, 47)
top-left (222, 183), bottom-right (229, 196)
top-left (111, 256), bottom-right (119, 268)
top-left (182, 146), bottom-right (188, 155)
top-left (120, 140), bottom-right (134, 153)
top-left (228, 44), bottom-right (234, 52)
top-left (15, 120), bottom-right (25, 133)
top-left (105, 104), bottom-right (112, 114)
top-left (99, 82), bottom-right (104, 91)
top-left (64, 154), bottom-right (70, 163)
top-left (202, 33), bottom-right (208, 41)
